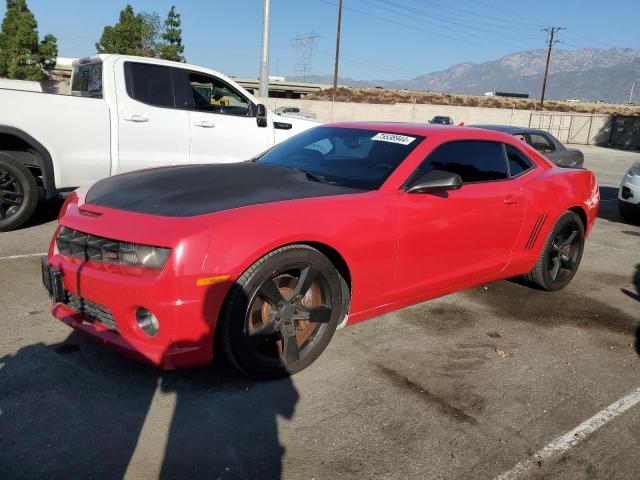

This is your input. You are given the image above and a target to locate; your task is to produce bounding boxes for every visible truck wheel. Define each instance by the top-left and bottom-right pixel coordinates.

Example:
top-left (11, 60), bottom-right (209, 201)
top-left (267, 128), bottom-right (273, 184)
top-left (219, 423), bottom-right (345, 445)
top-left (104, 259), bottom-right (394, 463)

top-left (0, 152), bottom-right (39, 232)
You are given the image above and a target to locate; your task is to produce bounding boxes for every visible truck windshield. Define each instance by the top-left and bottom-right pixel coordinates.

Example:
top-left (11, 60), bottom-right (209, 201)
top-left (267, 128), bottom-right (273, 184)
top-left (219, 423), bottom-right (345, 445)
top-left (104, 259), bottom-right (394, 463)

top-left (258, 126), bottom-right (424, 190)
top-left (71, 61), bottom-right (103, 98)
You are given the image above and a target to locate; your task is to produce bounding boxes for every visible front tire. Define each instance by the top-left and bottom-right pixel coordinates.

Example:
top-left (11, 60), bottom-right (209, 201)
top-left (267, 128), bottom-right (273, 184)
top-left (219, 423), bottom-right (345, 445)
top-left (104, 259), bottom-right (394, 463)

top-left (524, 211), bottom-right (585, 291)
top-left (0, 152), bottom-right (38, 232)
top-left (218, 245), bottom-right (348, 379)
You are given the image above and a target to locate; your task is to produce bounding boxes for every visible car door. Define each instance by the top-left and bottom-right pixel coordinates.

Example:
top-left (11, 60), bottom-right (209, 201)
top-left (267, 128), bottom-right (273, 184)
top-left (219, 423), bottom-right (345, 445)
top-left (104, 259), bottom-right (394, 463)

top-left (175, 69), bottom-right (272, 164)
top-left (395, 140), bottom-right (526, 300)
top-left (115, 60), bottom-right (191, 173)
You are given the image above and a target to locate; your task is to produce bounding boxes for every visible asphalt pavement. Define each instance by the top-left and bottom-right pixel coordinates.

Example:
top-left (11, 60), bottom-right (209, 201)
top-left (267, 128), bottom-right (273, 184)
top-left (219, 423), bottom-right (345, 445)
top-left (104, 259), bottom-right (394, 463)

top-left (0, 145), bottom-right (639, 480)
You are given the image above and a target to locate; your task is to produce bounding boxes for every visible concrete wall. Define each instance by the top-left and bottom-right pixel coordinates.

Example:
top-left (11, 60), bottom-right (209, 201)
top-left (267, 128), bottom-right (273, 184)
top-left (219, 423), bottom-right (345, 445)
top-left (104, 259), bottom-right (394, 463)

top-left (265, 98), bottom-right (612, 145)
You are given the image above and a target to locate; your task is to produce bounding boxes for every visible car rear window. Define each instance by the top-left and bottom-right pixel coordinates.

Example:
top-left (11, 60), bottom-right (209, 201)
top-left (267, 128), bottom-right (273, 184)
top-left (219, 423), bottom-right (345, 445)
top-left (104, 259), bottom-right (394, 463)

top-left (71, 61), bottom-right (103, 98)
top-left (124, 62), bottom-right (175, 108)
top-left (505, 144), bottom-right (533, 177)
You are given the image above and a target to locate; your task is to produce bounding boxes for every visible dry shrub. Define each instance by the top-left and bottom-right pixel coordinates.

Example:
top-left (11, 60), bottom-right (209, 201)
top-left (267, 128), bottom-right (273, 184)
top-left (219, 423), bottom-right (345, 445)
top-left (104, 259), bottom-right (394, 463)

top-left (306, 87), bottom-right (640, 116)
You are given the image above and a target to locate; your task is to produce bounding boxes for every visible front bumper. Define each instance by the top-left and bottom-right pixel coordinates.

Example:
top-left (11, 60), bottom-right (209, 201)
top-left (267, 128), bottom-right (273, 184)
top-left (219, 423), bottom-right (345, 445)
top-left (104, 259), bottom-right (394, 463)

top-left (618, 172), bottom-right (640, 206)
top-left (47, 252), bottom-right (233, 369)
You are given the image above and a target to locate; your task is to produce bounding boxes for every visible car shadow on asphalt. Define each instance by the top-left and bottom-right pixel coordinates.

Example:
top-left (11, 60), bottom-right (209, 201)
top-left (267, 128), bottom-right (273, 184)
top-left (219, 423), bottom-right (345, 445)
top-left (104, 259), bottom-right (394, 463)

top-left (0, 320), bottom-right (298, 479)
top-left (597, 186), bottom-right (624, 224)
top-left (19, 197), bottom-right (64, 230)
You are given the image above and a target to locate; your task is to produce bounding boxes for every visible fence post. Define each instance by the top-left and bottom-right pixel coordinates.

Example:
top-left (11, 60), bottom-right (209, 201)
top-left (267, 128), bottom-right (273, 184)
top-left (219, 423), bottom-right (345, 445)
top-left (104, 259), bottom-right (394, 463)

top-left (586, 115), bottom-right (594, 145)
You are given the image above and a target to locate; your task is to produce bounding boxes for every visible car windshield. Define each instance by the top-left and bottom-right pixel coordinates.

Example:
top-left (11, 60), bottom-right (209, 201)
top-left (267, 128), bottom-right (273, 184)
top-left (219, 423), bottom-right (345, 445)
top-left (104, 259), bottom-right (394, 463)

top-left (257, 127), bottom-right (424, 190)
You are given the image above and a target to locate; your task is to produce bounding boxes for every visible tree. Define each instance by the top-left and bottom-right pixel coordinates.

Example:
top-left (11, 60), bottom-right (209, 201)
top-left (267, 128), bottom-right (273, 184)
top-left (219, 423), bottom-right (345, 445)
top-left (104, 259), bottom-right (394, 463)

top-left (0, 0), bottom-right (58, 81)
top-left (95, 4), bottom-right (185, 62)
top-left (158, 5), bottom-right (185, 62)
top-left (95, 5), bottom-right (161, 58)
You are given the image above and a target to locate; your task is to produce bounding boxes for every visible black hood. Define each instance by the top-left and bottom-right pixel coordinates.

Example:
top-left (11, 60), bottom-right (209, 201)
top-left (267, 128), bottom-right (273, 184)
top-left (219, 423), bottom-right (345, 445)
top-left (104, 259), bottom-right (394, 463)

top-left (85, 162), bottom-right (365, 217)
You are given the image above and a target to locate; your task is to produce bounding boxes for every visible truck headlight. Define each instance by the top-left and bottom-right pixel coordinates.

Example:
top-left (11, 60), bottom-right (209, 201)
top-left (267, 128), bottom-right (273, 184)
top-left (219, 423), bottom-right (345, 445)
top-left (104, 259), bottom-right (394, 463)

top-left (628, 161), bottom-right (640, 177)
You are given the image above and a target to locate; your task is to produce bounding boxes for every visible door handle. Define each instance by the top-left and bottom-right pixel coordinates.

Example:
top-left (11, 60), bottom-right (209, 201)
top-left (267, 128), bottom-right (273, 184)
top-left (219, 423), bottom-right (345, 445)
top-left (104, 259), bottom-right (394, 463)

top-left (123, 114), bottom-right (149, 123)
top-left (504, 195), bottom-right (520, 205)
top-left (193, 121), bottom-right (215, 128)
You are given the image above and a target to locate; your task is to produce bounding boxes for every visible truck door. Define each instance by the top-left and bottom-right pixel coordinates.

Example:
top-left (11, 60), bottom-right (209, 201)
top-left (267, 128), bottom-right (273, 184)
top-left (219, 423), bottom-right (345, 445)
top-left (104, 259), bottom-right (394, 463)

top-left (173, 69), bottom-right (272, 163)
top-left (115, 59), bottom-right (190, 173)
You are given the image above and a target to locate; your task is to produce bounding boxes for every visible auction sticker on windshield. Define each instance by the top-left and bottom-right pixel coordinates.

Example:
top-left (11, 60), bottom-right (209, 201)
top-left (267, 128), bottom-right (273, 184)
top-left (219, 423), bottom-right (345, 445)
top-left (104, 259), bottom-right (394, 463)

top-left (371, 133), bottom-right (416, 145)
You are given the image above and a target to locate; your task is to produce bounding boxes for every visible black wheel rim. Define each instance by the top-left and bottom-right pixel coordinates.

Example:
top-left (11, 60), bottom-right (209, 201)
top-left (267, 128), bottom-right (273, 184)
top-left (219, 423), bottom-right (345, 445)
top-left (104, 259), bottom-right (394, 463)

top-left (0, 167), bottom-right (24, 220)
top-left (547, 221), bottom-right (582, 284)
top-left (244, 265), bottom-right (334, 367)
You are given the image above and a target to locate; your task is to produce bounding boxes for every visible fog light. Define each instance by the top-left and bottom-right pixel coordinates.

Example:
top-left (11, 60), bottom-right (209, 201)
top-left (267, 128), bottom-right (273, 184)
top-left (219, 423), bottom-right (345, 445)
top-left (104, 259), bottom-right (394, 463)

top-left (136, 308), bottom-right (159, 336)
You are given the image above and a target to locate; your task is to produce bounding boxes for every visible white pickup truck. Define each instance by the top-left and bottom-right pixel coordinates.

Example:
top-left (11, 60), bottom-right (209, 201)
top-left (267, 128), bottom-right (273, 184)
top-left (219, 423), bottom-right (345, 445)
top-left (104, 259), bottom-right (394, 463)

top-left (0, 54), bottom-right (318, 231)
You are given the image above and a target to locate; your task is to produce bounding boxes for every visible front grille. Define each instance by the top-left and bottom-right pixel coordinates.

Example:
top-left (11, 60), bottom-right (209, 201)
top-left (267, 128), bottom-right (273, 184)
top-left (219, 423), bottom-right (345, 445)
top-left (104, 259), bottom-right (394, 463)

top-left (57, 227), bottom-right (138, 265)
top-left (65, 292), bottom-right (118, 331)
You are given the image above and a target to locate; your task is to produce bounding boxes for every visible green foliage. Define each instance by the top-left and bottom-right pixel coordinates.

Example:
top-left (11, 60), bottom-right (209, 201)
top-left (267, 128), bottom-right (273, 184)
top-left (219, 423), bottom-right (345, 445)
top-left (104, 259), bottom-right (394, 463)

top-left (158, 5), bottom-right (184, 62)
top-left (95, 5), bottom-right (161, 57)
top-left (96, 4), bottom-right (186, 62)
top-left (0, 0), bottom-right (58, 81)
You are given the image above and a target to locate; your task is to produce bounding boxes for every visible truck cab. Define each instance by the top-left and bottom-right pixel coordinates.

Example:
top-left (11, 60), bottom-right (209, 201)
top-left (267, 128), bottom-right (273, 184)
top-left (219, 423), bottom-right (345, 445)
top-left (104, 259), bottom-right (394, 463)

top-left (0, 54), bottom-right (319, 231)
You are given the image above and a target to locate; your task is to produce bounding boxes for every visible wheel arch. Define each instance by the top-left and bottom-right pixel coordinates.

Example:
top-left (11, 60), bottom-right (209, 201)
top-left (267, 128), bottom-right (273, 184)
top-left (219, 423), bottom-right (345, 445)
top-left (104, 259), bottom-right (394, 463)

top-left (568, 205), bottom-right (587, 231)
top-left (0, 126), bottom-right (56, 198)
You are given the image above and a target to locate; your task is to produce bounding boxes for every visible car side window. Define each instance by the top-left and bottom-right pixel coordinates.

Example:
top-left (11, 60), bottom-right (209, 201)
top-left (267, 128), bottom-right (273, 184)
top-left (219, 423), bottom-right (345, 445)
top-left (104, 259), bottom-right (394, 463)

top-left (185, 72), bottom-right (251, 116)
top-left (505, 144), bottom-right (533, 177)
top-left (412, 140), bottom-right (508, 183)
top-left (124, 62), bottom-right (175, 108)
top-left (528, 133), bottom-right (556, 153)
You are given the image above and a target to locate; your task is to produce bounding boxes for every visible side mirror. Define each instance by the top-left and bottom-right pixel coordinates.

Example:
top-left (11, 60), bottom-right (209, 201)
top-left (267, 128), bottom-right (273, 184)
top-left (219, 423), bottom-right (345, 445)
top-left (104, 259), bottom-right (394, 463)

top-left (405, 170), bottom-right (462, 194)
top-left (256, 103), bottom-right (268, 127)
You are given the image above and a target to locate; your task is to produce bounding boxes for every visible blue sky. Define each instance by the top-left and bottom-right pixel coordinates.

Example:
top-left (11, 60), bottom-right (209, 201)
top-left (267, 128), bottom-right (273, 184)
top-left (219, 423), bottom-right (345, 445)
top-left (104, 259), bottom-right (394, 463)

top-left (2, 0), bottom-right (639, 80)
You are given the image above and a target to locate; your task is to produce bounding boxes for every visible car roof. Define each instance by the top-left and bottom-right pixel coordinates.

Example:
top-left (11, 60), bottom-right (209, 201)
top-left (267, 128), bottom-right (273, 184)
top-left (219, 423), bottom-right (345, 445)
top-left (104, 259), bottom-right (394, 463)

top-left (326, 121), bottom-right (517, 141)
top-left (471, 124), bottom-right (551, 136)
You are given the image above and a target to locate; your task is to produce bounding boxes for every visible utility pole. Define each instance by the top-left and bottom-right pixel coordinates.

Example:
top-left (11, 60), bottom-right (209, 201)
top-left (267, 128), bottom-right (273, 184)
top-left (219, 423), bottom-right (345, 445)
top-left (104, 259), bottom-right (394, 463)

top-left (259, 0), bottom-right (271, 99)
top-left (539, 26), bottom-right (564, 108)
top-left (332, 0), bottom-right (343, 103)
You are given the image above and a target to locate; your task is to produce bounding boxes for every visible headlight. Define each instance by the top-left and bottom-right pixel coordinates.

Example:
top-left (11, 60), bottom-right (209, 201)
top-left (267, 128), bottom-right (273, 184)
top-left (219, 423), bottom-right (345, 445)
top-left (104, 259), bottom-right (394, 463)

top-left (56, 227), bottom-right (171, 269)
top-left (135, 244), bottom-right (171, 269)
top-left (628, 161), bottom-right (640, 176)
top-left (119, 243), bottom-right (171, 269)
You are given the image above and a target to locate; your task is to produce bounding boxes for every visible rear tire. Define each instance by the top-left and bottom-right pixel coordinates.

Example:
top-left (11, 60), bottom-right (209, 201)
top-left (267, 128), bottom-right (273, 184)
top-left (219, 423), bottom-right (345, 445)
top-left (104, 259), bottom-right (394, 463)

top-left (218, 245), bottom-right (348, 379)
top-left (523, 211), bottom-right (585, 291)
top-left (0, 152), bottom-right (38, 232)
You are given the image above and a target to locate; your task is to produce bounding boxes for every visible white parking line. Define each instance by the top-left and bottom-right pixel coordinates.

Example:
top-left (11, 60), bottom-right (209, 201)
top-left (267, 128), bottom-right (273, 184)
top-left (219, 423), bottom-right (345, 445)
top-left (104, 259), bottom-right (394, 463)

top-left (0, 253), bottom-right (47, 261)
top-left (495, 387), bottom-right (640, 480)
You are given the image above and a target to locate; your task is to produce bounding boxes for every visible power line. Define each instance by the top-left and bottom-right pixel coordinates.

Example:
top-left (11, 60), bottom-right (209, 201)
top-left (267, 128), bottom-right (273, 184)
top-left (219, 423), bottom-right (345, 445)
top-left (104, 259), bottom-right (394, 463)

top-left (365, 0), bottom-right (542, 47)
top-left (540, 26), bottom-right (564, 107)
top-left (318, 0), bottom-right (534, 53)
top-left (412, 0), bottom-right (540, 29)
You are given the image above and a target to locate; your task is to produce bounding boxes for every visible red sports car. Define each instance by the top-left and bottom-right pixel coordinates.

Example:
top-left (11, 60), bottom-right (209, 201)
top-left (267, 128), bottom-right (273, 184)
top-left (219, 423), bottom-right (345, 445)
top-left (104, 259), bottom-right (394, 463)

top-left (43, 123), bottom-right (600, 378)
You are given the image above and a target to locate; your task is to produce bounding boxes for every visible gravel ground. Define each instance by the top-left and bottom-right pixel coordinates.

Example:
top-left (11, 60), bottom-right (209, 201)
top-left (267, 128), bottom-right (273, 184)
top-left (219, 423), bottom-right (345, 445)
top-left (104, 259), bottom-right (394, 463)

top-left (0, 145), bottom-right (638, 480)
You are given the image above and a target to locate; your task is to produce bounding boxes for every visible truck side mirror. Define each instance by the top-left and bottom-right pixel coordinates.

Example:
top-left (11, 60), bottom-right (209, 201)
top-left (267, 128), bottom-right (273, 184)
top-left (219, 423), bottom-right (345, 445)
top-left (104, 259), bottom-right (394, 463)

top-left (256, 104), bottom-right (268, 127)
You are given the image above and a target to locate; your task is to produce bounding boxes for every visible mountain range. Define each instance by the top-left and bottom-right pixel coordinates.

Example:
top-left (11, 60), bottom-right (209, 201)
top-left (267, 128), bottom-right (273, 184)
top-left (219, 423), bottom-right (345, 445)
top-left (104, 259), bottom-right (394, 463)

top-left (294, 48), bottom-right (640, 103)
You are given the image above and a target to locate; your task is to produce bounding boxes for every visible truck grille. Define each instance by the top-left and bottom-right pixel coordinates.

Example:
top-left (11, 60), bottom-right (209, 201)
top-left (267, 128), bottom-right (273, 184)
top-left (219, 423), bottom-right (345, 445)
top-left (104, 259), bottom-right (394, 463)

top-left (56, 227), bottom-right (138, 265)
top-left (65, 293), bottom-right (118, 331)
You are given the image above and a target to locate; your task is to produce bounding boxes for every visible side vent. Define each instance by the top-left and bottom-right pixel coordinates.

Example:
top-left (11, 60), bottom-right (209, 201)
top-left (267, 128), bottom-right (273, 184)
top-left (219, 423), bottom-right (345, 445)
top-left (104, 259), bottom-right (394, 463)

top-left (525, 213), bottom-right (548, 250)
